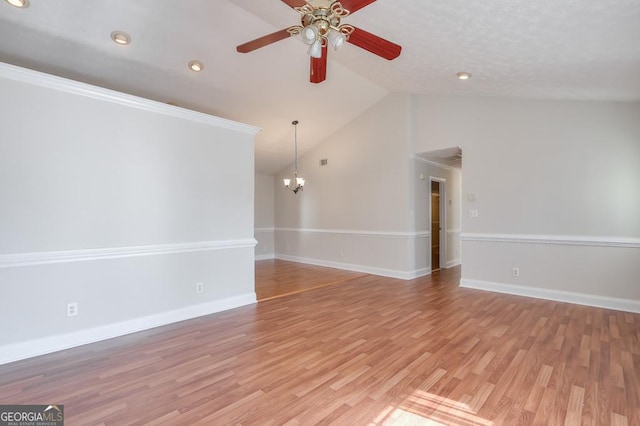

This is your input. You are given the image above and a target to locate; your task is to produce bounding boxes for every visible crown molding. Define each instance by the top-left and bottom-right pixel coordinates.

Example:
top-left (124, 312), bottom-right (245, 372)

top-left (0, 62), bottom-right (260, 136)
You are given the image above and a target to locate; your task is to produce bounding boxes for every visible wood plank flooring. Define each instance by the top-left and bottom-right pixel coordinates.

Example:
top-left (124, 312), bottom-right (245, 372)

top-left (1, 262), bottom-right (639, 425)
top-left (255, 259), bottom-right (367, 301)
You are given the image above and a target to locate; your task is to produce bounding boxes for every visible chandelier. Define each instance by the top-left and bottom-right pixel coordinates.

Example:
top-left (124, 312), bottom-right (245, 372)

top-left (283, 120), bottom-right (305, 194)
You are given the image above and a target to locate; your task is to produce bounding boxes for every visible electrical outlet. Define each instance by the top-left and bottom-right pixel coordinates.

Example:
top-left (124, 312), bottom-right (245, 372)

top-left (67, 302), bottom-right (78, 317)
top-left (196, 282), bottom-right (204, 294)
top-left (512, 267), bottom-right (520, 277)
top-left (469, 210), bottom-right (479, 218)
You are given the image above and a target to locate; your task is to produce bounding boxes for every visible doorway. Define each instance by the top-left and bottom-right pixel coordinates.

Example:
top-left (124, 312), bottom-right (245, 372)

top-left (430, 178), bottom-right (446, 271)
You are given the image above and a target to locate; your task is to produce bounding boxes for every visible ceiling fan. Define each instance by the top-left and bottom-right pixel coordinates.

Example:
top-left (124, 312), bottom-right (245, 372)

top-left (236, 0), bottom-right (402, 83)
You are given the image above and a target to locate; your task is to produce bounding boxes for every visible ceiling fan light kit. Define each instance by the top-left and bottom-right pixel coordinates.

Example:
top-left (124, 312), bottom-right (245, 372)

top-left (236, 0), bottom-right (401, 83)
top-left (301, 25), bottom-right (319, 45)
top-left (327, 29), bottom-right (346, 50)
top-left (308, 39), bottom-right (323, 58)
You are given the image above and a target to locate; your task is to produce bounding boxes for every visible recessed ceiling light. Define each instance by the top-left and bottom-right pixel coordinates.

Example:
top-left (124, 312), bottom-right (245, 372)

top-left (456, 72), bottom-right (472, 80)
top-left (188, 60), bottom-right (204, 72)
top-left (110, 31), bottom-right (131, 46)
top-left (4, 0), bottom-right (29, 8)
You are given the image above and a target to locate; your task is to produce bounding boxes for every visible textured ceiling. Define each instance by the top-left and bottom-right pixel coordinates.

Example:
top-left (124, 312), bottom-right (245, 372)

top-left (1, 0), bottom-right (639, 174)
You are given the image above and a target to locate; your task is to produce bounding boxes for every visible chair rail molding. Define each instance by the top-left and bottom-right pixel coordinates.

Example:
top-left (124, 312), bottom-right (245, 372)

top-left (276, 228), bottom-right (430, 239)
top-left (460, 233), bottom-right (640, 249)
top-left (0, 239), bottom-right (258, 269)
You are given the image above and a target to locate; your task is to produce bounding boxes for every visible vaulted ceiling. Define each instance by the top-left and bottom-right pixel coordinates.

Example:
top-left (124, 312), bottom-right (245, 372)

top-left (1, 0), bottom-right (638, 174)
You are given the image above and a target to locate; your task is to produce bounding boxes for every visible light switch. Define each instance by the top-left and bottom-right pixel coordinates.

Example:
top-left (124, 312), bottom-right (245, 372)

top-left (467, 193), bottom-right (476, 202)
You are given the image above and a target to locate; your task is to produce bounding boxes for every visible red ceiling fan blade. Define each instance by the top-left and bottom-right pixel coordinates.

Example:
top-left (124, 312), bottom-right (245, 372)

top-left (347, 26), bottom-right (401, 60)
top-left (236, 28), bottom-right (294, 53)
top-left (310, 45), bottom-right (328, 83)
top-left (339, 0), bottom-right (376, 14)
top-left (281, 0), bottom-right (307, 8)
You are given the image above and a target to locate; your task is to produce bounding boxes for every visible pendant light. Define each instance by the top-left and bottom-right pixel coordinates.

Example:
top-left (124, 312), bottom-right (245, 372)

top-left (283, 120), bottom-right (305, 193)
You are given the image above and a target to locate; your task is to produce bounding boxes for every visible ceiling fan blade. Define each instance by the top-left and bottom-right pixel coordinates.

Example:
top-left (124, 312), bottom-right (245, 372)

top-left (339, 0), bottom-right (376, 14)
top-left (347, 26), bottom-right (401, 60)
top-left (310, 45), bottom-right (328, 83)
top-left (236, 28), bottom-right (294, 53)
top-left (281, 0), bottom-right (307, 8)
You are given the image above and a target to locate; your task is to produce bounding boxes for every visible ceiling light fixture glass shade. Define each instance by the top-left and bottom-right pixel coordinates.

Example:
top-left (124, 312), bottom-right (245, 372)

top-left (5, 0), bottom-right (29, 8)
top-left (308, 39), bottom-right (323, 59)
top-left (301, 25), bottom-right (319, 45)
top-left (327, 29), bottom-right (346, 50)
top-left (284, 120), bottom-right (305, 194)
top-left (456, 71), bottom-right (472, 80)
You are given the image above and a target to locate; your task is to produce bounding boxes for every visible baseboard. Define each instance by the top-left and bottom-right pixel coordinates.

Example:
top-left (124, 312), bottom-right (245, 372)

top-left (460, 279), bottom-right (640, 314)
top-left (0, 292), bottom-right (257, 366)
top-left (276, 254), bottom-right (431, 280)
top-left (255, 254), bottom-right (275, 261)
top-left (445, 259), bottom-right (461, 268)
top-left (254, 228), bottom-right (275, 233)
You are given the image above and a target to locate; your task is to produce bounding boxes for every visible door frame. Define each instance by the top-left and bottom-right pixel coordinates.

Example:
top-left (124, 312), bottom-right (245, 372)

top-left (429, 177), bottom-right (447, 270)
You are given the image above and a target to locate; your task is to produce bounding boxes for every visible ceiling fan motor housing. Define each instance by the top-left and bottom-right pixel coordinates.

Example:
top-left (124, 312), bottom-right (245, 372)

top-left (301, 8), bottom-right (340, 37)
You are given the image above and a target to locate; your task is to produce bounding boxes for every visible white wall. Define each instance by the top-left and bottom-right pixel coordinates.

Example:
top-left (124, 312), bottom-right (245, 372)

top-left (412, 95), bottom-right (640, 311)
top-left (255, 172), bottom-right (275, 259)
top-left (0, 63), bottom-right (259, 364)
top-left (274, 93), bottom-right (426, 278)
top-left (271, 92), bottom-right (640, 312)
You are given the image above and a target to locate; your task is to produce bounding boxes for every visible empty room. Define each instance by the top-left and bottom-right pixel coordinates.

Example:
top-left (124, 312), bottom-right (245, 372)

top-left (0, 0), bottom-right (639, 424)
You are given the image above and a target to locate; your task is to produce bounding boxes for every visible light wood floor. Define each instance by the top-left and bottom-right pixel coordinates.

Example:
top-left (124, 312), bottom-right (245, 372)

top-left (1, 262), bottom-right (639, 425)
top-left (255, 259), bottom-right (367, 301)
